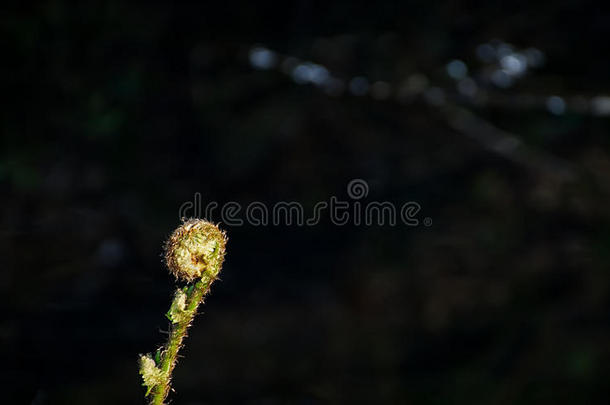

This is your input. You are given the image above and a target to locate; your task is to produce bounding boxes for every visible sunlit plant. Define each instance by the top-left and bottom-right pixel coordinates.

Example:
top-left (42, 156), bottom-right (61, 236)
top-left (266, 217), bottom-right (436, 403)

top-left (139, 219), bottom-right (227, 405)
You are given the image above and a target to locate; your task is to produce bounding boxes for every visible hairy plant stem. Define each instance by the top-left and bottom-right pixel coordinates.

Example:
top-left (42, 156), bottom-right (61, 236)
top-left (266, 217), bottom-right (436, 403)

top-left (150, 276), bottom-right (215, 405)
top-left (140, 219), bottom-right (226, 404)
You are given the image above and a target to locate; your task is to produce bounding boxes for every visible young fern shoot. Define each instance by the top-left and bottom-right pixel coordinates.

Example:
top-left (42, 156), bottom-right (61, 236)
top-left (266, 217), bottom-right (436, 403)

top-left (139, 219), bottom-right (227, 405)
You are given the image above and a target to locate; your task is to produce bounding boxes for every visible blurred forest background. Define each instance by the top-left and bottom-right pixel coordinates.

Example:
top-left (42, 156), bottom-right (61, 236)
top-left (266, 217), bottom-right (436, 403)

top-left (2, 1), bottom-right (610, 404)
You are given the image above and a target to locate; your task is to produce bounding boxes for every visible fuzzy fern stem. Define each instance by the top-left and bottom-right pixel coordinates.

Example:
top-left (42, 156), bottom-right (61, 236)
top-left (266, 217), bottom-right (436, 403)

top-left (140, 219), bottom-right (227, 405)
top-left (150, 277), bottom-right (213, 404)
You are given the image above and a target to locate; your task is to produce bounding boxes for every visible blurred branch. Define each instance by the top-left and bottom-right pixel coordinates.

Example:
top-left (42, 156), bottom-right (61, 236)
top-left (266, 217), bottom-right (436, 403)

top-left (442, 103), bottom-right (578, 182)
top-left (246, 43), bottom-right (600, 182)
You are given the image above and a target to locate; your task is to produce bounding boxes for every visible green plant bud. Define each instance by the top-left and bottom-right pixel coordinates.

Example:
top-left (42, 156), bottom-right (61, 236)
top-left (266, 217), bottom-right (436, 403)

top-left (141, 219), bottom-right (228, 404)
top-left (166, 288), bottom-right (188, 324)
top-left (139, 354), bottom-right (165, 395)
top-left (164, 219), bottom-right (227, 282)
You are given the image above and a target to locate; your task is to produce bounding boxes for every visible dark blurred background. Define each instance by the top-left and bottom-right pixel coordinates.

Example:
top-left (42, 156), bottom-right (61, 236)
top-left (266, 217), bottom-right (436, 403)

top-left (3, 1), bottom-right (610, 404)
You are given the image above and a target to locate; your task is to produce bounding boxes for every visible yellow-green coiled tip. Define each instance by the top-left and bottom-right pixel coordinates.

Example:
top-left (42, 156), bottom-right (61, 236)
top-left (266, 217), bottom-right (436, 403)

top-left (164, 219), bottom-right (227, 282)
